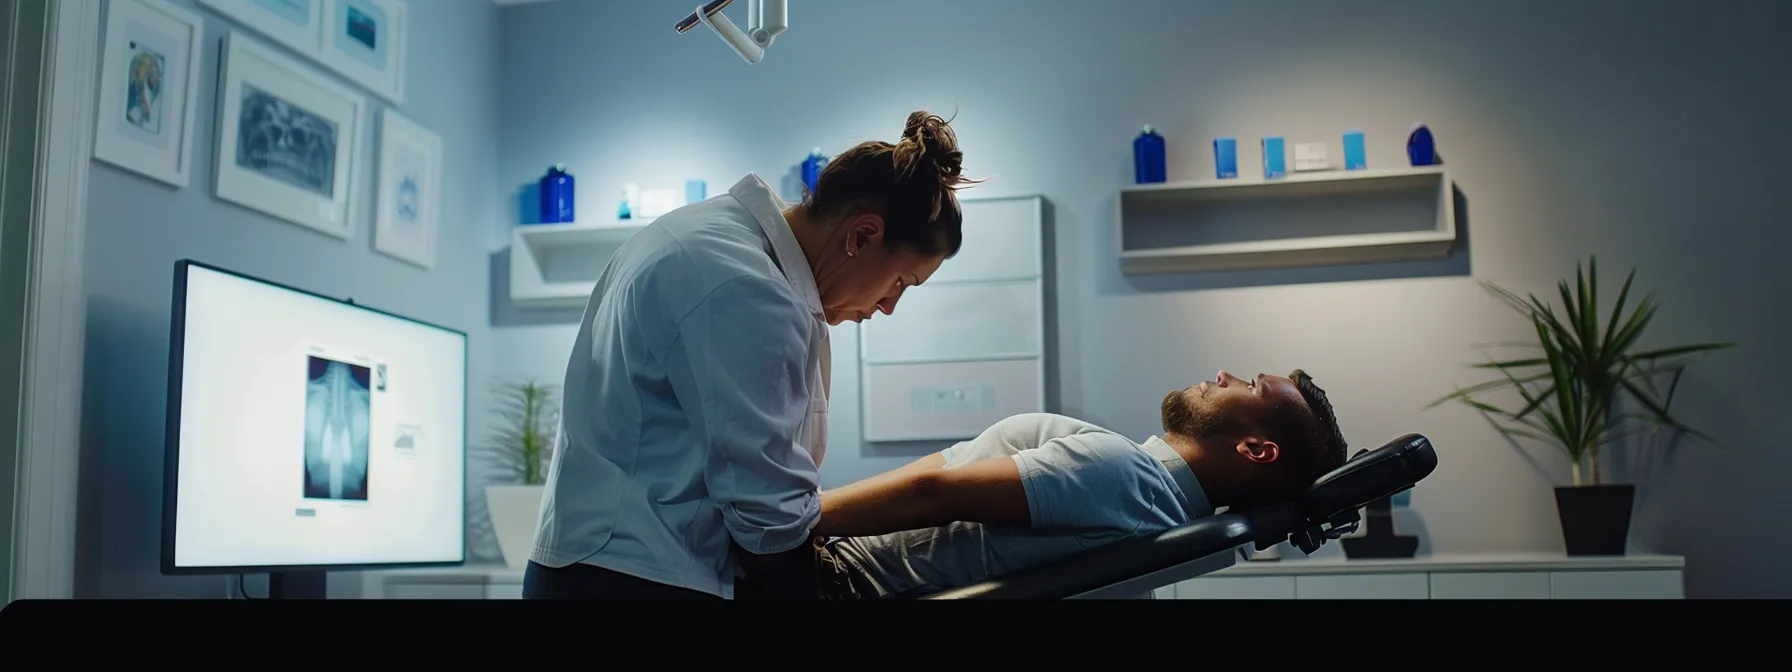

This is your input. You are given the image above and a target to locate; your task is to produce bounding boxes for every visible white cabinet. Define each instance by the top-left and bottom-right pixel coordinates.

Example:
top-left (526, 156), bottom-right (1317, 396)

top-left (859, 195), bottom-right (1049, 444)
top-left (1172, 554), bottom-right (1684, 600)
top-left (1550, 570), bottom-right (1683, 599)
top-left (1297, 573), bottom-right (1430, 599)
top-left (1429, 571), bottom-right (1552, 599)
top-left (1178, 576), bottom-right (1295, 600)
top-left (360, 555), bottom-right (1686, 601)
top-left (362, 564), bottom-right (524, 599)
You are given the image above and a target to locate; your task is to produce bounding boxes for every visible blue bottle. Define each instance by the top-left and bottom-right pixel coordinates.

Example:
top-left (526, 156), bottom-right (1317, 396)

top-left (539, 164), bottom-right (574, 224)
top-left (1406, 123), bottom-right (1437, 166)
top-left (801, 148), bottom-right (827, 193)
top-left (1133, 126), bottom-right (1166, 184)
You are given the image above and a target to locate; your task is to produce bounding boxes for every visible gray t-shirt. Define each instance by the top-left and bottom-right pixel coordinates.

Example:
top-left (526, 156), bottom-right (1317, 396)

top-left (830, 413), bottom-right (1213, 597)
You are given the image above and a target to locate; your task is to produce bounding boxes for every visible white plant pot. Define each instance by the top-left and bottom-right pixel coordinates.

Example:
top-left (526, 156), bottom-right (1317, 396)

top-left (485, 484), bottom-right (545, 571)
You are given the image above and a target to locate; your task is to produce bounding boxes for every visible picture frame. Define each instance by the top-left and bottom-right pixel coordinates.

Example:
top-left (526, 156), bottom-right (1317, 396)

top-left (196, 0), bottom-right (407, 105)
top-left (195, 0), bottom-right (323, 57)
top-left (91, 0), bottom-right (207, 188)
top-left (213, 31), bottom-right (367, 240)
top-left (316, 0), bottom-right (408, 104)
top-left (373, 109), bottom-right (442, 270)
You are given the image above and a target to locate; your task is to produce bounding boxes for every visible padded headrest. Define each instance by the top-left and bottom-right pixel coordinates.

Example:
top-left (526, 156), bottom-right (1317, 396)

top-left (1302, 433), bottom-right (1438, 518)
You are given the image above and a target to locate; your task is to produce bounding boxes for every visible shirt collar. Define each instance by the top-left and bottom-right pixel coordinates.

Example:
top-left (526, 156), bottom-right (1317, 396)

top-left (728, 173), bottom-right (824, 320)
top-left (1138, 436), bottom-right (1214, 518)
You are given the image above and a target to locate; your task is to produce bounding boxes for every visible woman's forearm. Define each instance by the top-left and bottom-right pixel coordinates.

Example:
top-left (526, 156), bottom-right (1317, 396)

top-left (813, 453), bottom-right (948, 537)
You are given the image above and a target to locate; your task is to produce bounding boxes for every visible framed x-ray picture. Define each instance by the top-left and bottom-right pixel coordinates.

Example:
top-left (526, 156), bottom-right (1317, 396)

top-left (373, 109), bottom-right (442, 269)
top-left (196, 0), bottom-right (324, 57)
top-left (316, 0), bottom-right (408, 104)
top-left (196, 0), bottom-right (407, 104)
top-left (213, 32), bottom-right (367, 240)
top-left (92, 0), bottom-right (207, 188)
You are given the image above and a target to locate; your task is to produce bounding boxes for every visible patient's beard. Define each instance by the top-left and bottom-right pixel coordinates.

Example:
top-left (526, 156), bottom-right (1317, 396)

top-left (1161, 390), bottom-right (1245, 441)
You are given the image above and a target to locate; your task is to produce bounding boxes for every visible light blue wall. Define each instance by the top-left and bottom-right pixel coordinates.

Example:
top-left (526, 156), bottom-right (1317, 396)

top-left (76, 0), bottom-right (503, 598)
top-left (490, 0), bottom-right (1792, 597)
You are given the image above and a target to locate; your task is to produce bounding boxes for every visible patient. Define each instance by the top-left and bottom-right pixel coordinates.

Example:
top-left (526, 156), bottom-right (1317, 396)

top-left (804, 369), bottom-right (1349, 599)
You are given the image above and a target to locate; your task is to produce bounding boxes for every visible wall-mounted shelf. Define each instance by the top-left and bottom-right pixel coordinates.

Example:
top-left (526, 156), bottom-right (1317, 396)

top-left (508, 221), bottom-right (646, 308)
top-left (1117, 166), bottom-right (1455, 275)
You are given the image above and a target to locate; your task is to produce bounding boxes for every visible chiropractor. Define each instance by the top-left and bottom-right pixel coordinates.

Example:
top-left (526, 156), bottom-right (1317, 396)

top-left (522, 111), bottom-right (982, 600)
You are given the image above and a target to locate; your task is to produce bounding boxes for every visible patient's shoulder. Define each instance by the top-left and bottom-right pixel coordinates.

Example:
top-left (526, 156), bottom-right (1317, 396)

top-left (990, 412), bottom-right (1125, 445)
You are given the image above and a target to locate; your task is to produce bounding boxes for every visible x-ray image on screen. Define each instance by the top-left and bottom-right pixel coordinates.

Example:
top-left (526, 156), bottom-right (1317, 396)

top-left (304, 355), bottom-right (371, 501)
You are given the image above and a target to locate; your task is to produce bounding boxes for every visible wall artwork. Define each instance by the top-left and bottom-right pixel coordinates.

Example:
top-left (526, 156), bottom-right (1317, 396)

top-left (92, 0), bottom-right (207, 188)
top-left (213, 32), bottom-right (366, 240)
top-left (196, 0), bottom-right (323, 57)
top-left (317, 0), bottom-right (408, 104)
top-left (196, 0), bottom-right (407, 104)
top-left (373, 109), bottom-right (442, 270)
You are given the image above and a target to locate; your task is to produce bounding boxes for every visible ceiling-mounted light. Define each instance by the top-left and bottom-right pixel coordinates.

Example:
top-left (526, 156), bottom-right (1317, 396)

top-left (675, 0), bottom-right (787, 65)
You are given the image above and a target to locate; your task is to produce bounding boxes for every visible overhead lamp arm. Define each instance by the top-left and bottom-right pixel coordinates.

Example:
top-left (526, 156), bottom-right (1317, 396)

top-left (674, 0), bottom-right (788, 65)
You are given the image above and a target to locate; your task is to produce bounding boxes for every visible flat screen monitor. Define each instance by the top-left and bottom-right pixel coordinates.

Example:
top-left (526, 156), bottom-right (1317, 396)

top-left (160, 260), bottom-right (466, 594)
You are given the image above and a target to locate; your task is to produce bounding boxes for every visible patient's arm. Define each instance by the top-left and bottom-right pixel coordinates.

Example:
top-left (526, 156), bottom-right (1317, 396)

top-left (813, 455), bottom-right (1028, 538)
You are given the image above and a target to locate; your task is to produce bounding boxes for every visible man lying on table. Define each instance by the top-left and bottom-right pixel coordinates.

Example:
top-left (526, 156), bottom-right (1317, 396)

top-left (739, 368), bottom-right (1351, 600)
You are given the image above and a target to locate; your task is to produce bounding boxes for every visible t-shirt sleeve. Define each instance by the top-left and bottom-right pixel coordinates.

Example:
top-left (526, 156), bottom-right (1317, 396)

top-left (1011, 433), bottom-right (1188, 533)
top-left (940, 413), bottom-right (1112, 467)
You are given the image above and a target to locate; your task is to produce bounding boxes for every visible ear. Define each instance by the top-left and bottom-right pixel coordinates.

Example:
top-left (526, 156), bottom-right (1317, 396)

top-left (845, 213), bottom-right (885, 256)
top-left (1234, 438), bottom-right (1280, 464)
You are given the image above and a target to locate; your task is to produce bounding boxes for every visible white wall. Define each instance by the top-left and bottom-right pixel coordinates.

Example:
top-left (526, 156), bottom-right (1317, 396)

top-left (76, 0), bottom-right (503, 597)
top-left (488, 0), bottom-right (1792, 597)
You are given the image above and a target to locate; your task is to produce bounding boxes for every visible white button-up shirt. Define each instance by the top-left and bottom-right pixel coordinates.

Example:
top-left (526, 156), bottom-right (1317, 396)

top-left (531, 173), bottom-right (831, 598)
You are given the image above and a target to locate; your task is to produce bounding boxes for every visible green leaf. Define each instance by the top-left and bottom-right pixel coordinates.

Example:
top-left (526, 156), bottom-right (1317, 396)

top-left (1628, 342), bottom-right (1737, 361)
top-left (1427, 256), bottom-right (1734, 465)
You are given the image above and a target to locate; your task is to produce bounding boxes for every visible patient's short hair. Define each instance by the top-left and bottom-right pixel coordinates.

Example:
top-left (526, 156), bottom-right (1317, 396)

top-left (1265, 369), bottom-right (1349, 501)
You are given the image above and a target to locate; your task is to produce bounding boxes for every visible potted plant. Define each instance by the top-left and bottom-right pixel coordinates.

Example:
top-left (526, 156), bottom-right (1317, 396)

top-left (1427, 256), bottom-right (1733, 556)
top-left (480, 377), bottom-right (560, 570)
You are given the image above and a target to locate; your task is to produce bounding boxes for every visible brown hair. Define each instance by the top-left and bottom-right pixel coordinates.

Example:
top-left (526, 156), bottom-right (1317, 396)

top-left (801, 110), bottom-right (984, 258)
top-left (1275, 369), bottom-right (1349, 499)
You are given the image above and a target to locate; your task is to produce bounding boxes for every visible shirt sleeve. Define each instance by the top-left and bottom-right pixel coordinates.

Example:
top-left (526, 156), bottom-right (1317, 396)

top-left (1011, 433), bottom-right (1186, 533)
top-left (666, 274), bottom-right (821, 555)
top-left (940, 413), bottom-right (1110, 467)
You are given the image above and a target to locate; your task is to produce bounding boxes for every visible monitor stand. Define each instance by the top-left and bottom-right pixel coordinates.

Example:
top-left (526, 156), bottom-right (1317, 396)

top-left (268, 571), bottom-right (329, 599)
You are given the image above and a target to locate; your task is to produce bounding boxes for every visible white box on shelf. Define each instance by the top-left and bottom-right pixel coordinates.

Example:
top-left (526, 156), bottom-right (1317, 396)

top-left (1293, 142), bottom-right (1330, 171)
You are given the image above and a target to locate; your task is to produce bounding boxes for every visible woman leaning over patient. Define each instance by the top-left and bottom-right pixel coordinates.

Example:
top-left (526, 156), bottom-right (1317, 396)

top-left (523, 110), bottom-right (983, 600)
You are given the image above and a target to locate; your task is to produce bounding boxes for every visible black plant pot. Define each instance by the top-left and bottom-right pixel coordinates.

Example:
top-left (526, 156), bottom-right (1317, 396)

top-left (1553, 484), bottom-right (1635, 556)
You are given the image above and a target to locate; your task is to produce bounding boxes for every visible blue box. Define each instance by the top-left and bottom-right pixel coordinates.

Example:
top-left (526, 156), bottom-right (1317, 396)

top-left (1262, 136), bottom-right (1286, 178)
top-left (1213, 138), bottom-right (1237, 179)
top-left (1342, 130), bottom-right (1367, 171)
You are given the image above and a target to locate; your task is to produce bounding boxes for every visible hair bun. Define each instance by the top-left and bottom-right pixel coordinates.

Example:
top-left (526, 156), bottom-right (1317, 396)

top-left (899, 110), bottom-right (967, 186)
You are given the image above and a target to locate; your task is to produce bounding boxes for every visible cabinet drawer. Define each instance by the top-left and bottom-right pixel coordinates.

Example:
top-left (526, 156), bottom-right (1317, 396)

top-left (1550, 570), bottom-right (1682, 599)
top-left (1297, 573), bottom-right (1429, 599)
top-left (1430, 572), bottom-right (1551, 599)
top-left (1177, 576), bottom-right (1296, 599)
top-left (387, 582), bottom-right (487, 599)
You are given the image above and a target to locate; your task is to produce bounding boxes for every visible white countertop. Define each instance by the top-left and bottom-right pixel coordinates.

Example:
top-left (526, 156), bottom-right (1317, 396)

top-left (1211, 552), bottom-right (1684, 576)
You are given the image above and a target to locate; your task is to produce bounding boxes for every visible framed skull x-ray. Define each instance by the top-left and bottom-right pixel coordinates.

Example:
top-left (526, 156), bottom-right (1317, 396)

top-left (213, 31), bottom-right (367, 240)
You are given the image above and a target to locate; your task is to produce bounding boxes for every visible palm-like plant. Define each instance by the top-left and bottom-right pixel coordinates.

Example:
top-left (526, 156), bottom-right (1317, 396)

top-left (1427, 256), bottom-right (1735, 486)
top-left (483, 378), bottom-right (560, 486)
